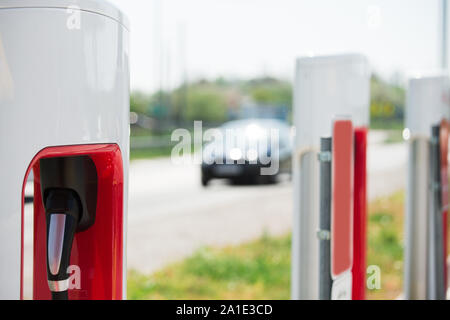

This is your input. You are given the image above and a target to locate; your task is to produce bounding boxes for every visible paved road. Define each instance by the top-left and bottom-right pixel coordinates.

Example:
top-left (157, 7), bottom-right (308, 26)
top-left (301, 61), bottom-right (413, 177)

top-left (22, 136), bottom-right (407, 296)
top-left (127, 139), bottom-right (407, 273)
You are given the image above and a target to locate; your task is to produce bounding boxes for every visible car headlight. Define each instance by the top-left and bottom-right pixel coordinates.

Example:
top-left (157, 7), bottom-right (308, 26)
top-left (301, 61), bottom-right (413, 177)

top-left (246, 149), bottom-right (258, 162)
top-left (229, 148), bottom-right (242, 160)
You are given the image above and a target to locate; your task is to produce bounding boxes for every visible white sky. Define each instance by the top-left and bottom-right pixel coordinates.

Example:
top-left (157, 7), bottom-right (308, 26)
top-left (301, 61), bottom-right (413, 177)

top-left (108, 0), bottom-right (444, 93)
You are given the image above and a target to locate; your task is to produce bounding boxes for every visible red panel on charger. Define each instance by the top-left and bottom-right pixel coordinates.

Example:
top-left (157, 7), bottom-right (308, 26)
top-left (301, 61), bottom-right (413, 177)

top-left (332, 119), bottom-right (354, 278)
top-left (30, 144), bottom-right (124, 300)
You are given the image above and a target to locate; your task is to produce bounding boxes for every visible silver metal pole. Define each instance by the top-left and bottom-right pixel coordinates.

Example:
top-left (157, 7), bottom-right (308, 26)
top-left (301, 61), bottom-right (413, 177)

top-left (292, 150), bottom-right (319, 300)
top-left (405, 138), bottom-right (430, 299)
top-left (318, 137), bottom-right (332, 300)
top-left (429, 125), bottom-right (446, 299)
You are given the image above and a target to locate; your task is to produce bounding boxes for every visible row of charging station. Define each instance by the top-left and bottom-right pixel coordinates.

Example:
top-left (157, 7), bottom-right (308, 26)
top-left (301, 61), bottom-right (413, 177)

top-left (291, 54), bottom-right (450, 300)
top-left (0, 0), bottom-right (129, 300)
top-left (291, 54), bottom-right (370, 300)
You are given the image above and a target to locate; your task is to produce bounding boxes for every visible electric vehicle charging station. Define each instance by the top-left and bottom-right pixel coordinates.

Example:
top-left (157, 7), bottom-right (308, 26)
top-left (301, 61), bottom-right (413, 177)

top-left (0, 0), bottom-right (129, 299)
top-left (404, 74), bottom-right (450, 300)
top-left (292, 54), bottom-right (370, 300)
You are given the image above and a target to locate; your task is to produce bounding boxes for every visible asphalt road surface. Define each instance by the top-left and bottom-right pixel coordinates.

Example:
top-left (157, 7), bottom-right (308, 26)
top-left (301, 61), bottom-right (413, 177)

top-left (126, 138), bottom-right (407, 273)
top-left (22, 134), bottom-right (407, 298)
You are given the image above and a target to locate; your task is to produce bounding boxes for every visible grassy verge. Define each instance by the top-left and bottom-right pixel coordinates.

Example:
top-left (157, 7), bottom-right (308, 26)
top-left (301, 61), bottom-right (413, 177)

top-left (128, 192), bottom-right (405, 300)
top-left (128, 232), bottom-right (291, 300)
top-left (370, 119), bottom-right (404, 130)
top-left (382, 130), bottom-right (404, 144)
top-left (366, 192), bottom-right (404, 300)
top-left (130, 147), bottom-right (174, 160)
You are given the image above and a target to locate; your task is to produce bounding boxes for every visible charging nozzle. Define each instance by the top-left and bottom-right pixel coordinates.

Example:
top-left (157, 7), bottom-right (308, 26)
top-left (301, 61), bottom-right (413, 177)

top-left (45, 189), bottom-right (81, 300)
top-left (40, 155), bottom-right (97, 300)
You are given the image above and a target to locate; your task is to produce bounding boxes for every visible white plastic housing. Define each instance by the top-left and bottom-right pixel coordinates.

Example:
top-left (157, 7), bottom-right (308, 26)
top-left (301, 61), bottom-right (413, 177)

top-left (406, 74), bottom-right (450, 138)
top-left (0, 0), bottom-right (129, 299)
top-left (293, 54), bottom-right (370, 151)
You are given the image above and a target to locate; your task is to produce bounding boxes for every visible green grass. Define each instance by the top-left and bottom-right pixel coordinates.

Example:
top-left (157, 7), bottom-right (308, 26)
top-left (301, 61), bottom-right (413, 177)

top-left (128, 232), bottom-right (291, 300)
top-left (366, 191), bottom-right (404, 300)
top-left (370, 119), bottom-right (404, 130)
top-left (128, 192), bottom-right (406, 300)
top-left (382, 130), bottom-right (404, 144)
top-left (130, 147), bottom-right (174, 160)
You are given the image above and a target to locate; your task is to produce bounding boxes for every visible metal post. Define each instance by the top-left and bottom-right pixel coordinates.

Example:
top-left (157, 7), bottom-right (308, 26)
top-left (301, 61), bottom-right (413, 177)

top-left (318, 137), bottom-right (332, 300)
top-left (405, 138), bottom-right (430, 299)
top-left (429, 125), bottom-right (446, 299)
top-left (292, 150), bottom-right (319, 300)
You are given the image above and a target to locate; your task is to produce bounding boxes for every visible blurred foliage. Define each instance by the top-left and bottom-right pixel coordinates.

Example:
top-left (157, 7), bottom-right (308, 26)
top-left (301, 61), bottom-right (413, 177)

top-left (128, 191), bottom-right (409, 300)
top-left (130, 91), bottom-right (152, 114)
top-left (370, 75), bottom-right (405, 129)
top-left (244, 77), bottom-right (292, 107)
top-left (366, 191), bottom-right (404, 300)
top-left (184, 83), bottom-right (229, 122)
top-left (129, 77), bottom-right (292, 128)
top-left (130, 74), bottom-right (405, 135)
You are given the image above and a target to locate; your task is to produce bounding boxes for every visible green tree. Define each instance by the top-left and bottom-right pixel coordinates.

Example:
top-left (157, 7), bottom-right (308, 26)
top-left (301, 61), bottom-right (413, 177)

top-left (370, 75), bottom-right (405, 128)
top-left (185, 84), bottom-right (228, 123)
top-left (245, 77), bottom-right (292, 108)
top-left (130, 91), bottom-right (151, 114)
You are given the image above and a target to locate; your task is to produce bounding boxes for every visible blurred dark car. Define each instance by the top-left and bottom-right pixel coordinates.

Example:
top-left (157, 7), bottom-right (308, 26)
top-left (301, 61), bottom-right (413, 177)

top-left (201, 119), bottom-right (292, 186)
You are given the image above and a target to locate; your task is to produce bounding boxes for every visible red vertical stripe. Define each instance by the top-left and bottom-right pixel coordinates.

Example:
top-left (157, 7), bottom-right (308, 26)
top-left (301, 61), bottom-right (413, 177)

top-left (440, 120), bottom-right (449, 289)
top-left (352, 127), bottom-right (367, 300)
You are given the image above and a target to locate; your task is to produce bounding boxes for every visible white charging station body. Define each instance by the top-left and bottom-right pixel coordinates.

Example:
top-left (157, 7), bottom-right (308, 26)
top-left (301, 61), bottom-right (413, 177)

top-left (292, 54), bottom-right (370, 300)
top-left (406, 75), bottom-right (450, 138)
top-left (0, 0), bottom-right (129, 299)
